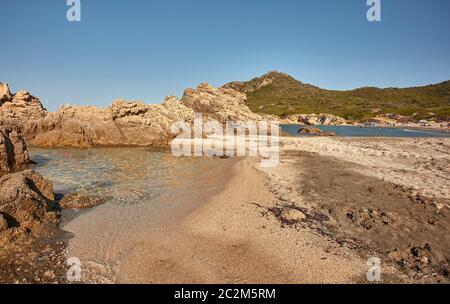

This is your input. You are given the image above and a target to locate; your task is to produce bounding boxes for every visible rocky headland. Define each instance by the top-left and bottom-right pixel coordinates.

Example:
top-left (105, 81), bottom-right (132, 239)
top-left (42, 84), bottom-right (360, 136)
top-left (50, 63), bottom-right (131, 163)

top-left (0, 82), bottom-right (262, 149)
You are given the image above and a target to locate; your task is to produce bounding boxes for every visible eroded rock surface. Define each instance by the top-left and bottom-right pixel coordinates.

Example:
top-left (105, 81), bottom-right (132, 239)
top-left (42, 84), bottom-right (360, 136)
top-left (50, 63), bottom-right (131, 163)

top-left (0, 170), bottom-right (58, 234)
top-left (0, 82), bottom-right (264, 148)
top-left (0, 128), bottom-right (31, 174)
top-left (181, 83), bottom-right (261, 123)
top-left (0, 83), bottom-right (47, 124)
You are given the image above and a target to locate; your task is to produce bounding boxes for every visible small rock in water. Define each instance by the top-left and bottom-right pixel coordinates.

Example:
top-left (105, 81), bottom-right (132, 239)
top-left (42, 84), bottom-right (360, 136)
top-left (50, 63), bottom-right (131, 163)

top-left (298, 127), bottom-right (336, 137)
top-left (59, 193), bottom-right (109, 210)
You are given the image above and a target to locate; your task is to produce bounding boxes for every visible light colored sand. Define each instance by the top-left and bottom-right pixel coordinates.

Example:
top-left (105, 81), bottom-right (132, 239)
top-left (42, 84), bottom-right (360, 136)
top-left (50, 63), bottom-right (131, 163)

top-left (65, 157), bottom-right (368, 283)
top-left (176, 159), bottom-right (368, 283)
top-left (279, 137), bottom-right (450, 199)
top-left (62, 136), bottom-right (450, 283)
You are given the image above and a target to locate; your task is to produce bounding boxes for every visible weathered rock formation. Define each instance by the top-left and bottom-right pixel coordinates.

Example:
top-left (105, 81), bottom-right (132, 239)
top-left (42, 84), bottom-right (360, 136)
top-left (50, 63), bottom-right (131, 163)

top-left (0, 83), bottom-right (12, 103)
top-left (0, 128), bottom-right (31, 174)
top-left (27, 96), bottom-right (195, 147)
top-left (0, 83), bottom-right (47, 124)
top-left (0, 120), bottom-right (58, 243)
top-left (286, 113), bottom-right (347, 126)
top-left (181, 83), bottom-right (261, 123)
top-left (1, 82), bottom-right (264, 148)
top-left (0, 170), bottom-right (58, 233)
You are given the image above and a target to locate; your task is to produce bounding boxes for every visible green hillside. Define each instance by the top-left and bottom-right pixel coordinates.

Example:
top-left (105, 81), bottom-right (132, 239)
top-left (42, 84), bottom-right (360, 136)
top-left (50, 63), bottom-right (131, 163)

top-left (224, 72), bottom-right (450, 121)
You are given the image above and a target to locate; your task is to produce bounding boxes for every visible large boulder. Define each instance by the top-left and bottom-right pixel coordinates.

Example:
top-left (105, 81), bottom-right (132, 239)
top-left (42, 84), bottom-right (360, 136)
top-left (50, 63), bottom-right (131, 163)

top-left (181, 83), bottom-right (262, 123)
top-left (0, 128), bottom-right (31, 174)
top-left (0, 87), bottom-right (47, 122)
top-left (0, 170), bottom-right (58, 232)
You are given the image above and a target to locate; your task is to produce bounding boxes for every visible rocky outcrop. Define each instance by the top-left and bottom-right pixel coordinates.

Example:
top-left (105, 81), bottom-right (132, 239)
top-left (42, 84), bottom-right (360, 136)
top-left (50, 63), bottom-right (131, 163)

top-left (0, 119), bottom-right (57, 240)
top-left (1, 82), bottom-right (265, 148)
top-left (181, 83), bottom-right (261, 123)
top-left (285, 113), bottom-right (347, 126)
top-left (0, 83), bottom-right (47, 124)
top-left (0, 83), bottom-right (12, 103)
top-left (28, 96), bottom-right (195, 148)
top-left (0, 170), bottom-right (58, 233)
top-left (298, 127), bottom-right (336, 137)
top-left (0, 128), bottom-right (31, 174)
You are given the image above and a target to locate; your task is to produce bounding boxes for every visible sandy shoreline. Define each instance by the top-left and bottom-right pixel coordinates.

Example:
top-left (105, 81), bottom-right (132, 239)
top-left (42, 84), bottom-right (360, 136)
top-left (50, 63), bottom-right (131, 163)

top-left (139, 136), bottom-right (450, 283)
top-left (2, 136), bottom-right (449, 283)
top-left (75, 157), bottom-right (372, 284)
top-left (59, 154), bottom-right (372, 284)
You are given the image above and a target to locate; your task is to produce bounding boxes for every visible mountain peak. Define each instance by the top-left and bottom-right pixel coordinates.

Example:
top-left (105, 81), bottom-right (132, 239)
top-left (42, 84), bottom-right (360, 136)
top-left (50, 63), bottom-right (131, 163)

top-left (223, 71), bottom-right (300, 93)
top-left (260, 70), bottom-right (291, 78)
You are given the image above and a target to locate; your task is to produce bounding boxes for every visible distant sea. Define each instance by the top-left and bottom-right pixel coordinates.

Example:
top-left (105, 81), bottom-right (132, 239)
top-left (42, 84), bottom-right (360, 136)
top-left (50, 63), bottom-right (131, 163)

top-left (281, 125), bottom-right (450, 138)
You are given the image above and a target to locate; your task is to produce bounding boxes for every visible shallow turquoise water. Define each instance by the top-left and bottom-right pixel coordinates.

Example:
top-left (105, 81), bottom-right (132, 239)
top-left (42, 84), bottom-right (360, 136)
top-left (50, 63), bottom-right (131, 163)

top-left (29, 147), bottom-right (224, 205)
top-left (27, 147), bottom-right (233, 282)
top-left (282, 125), bottom-right (450, 138)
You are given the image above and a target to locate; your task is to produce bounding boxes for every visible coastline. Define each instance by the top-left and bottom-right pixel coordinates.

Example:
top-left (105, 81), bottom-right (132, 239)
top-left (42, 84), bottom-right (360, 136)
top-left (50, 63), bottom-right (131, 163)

top-left (60, 155), bottom-right (238, 283)
top-left (59, 154), bottom-right (371, 283)
top-left (2, 135), bottom-right (449, 283)
top-left (280, 123), bottom-right (450, 135)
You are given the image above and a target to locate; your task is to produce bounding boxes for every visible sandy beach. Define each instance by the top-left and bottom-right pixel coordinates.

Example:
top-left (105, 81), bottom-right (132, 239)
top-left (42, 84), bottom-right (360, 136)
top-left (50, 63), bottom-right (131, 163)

top-left (44, 135), bottom-right (448, 284)
top-left (2, 1), bottom-right (450, 293)
top-left (65, 156), bottom-right (369, 284)
top-left (1, 135), bottom-right (449, 284)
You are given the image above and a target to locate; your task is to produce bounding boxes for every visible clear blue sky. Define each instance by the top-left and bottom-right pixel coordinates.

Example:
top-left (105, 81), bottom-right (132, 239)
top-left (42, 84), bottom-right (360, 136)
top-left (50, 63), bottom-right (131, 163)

top-left (1, 0), bottom-right (450, 111)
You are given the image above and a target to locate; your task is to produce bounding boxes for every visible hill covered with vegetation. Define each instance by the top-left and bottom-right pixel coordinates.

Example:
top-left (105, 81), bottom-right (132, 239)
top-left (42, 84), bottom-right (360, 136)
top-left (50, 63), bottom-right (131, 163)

top-left (224, 72), bottom-right (450, 121)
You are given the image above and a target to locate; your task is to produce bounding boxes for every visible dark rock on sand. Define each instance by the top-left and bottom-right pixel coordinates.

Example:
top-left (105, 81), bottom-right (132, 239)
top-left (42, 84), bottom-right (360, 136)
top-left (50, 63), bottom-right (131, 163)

top-left (0, 170), bottom-right (58, 234)
top-left (298, 127), bottom-right (336, 136)
top-left (58, 193), bottom-right (109, 210)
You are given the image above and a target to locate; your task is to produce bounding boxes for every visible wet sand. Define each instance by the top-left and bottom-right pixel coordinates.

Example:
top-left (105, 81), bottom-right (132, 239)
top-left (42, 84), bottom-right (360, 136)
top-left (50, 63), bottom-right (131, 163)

top-left (59, 155), bottom-right (234, 283)
top-left (0, 226), bottom-right (68, 284)
top-left (63, 156), bottom-right (371, 283)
